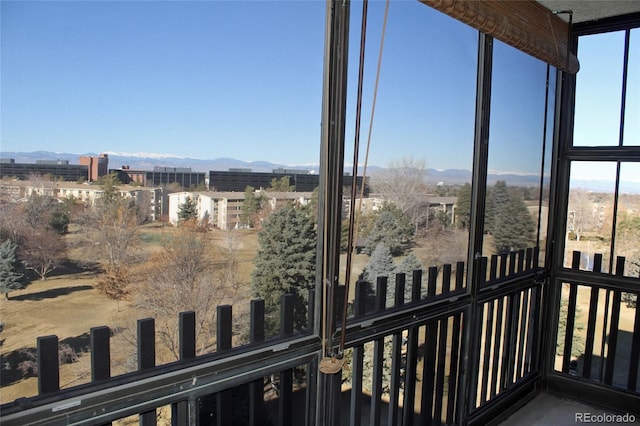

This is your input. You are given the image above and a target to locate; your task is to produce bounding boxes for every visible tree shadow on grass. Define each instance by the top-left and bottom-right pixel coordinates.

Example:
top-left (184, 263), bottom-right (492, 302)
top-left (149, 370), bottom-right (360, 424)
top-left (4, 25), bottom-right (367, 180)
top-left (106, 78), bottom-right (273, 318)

top-left (1, 329), bottom-right (120, 390)
top-left (9, 285), bottom-right (94, 302)
top-left (46, 260), bottom-right (101, 278)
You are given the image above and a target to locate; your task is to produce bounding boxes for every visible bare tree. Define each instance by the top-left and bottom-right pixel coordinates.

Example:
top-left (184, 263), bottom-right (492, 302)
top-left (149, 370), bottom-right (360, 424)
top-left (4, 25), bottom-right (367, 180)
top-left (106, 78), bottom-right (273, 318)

top-left (20, 228), bottom-right (67, 280)
top-left (567, 189), bottom-right (598, 241)
top-left (78, 193), bottom-right (141, 272)
top-left (371, 157), bottom-right (428, 232)
top-left (133, 229), bottom-right (241, 359)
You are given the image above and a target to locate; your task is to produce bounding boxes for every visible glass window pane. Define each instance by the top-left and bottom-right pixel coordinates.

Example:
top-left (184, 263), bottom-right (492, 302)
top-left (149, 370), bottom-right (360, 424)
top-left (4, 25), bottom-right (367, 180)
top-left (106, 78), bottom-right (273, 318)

top-left (342, 1), bottom-right (477, 300)
top-left (0, 0), bottom-right (325, 397)
top-left (614, 162), bottom-right (640, 277)
top-left (564, 162), bottom-right (617, 271)
top-left (624, 28), bottom-right (639, 146)
top-left (539, 67), bottom-right (557, 266)
top-left (483, 41), bottom-right (547, 259)
top-left (574, 31), bottom-right (625, 146)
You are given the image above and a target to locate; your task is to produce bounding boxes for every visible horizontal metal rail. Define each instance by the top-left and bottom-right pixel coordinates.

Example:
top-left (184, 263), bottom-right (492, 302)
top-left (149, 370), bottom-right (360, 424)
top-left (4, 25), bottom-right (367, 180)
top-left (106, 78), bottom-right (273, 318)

top-left (1, 334), bottom-right (320, 426)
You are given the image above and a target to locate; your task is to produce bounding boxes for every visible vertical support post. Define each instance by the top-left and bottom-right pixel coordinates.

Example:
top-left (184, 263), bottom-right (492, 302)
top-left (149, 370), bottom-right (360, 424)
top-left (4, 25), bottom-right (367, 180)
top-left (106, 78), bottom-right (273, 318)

top-left (280, 295), bottom-right (294, 426)
top-left (37, 335), bottom-right (59, 395)
top-left (442, 263), bottom-right (452, 294)
top-left (217, 305), bottom-right (233, 426)
top-left (402, 270), bottom-right (422, 426)
top-left (91, 326), bottom-right (111, 381)
top-left (370, 277), bottom-right (387, 426)
top-left (604, 258), bottom-right (625, 385)
top-left (91, 326), bottom-right (112, 426)
top-left (388, 273), bottom-right (405, 426)
top-left (582, 255), bottom-right (602, 379)
top-left (250, 300), bottom-right (266, 426)
top-left (460, 30), bottom-right (493, 423)
top-left (172, 312), bottom-right (196, 426)
top-left (315, 1), bottom-right (350, 424)
top-left (138, 318), bottom-right (156, 426)
top-left (349, 281), bottom-right (367, 426)
top-left (447, 311), bottom-right (462, 425)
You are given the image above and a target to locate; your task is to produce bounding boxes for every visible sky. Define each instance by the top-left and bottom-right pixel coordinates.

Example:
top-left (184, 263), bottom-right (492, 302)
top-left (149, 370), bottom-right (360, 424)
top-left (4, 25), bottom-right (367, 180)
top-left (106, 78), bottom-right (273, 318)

top-left (1, 0), bottom-right (637, 182)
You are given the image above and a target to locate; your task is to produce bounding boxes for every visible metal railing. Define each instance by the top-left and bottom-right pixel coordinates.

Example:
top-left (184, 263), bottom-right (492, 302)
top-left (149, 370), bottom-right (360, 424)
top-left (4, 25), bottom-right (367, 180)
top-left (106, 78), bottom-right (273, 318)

top-left (1, 247), bottom-right (559, 426)
top-left (549, 251), bottom-right (640, 414)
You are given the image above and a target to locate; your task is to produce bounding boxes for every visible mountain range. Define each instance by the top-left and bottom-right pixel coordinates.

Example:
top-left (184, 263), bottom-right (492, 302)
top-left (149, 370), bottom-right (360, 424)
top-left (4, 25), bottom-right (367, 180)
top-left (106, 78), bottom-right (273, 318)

top-left (2, 150), bottom-right (636, 192)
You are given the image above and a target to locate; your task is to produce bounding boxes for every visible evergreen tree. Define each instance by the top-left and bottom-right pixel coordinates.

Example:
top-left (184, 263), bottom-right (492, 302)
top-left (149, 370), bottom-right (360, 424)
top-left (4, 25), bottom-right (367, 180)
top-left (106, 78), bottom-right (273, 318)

top-left (485, 180), bottom-right (510, 235)
top-left (397, 253), bottom-right (422, 275)
top-left (455, 183), bottom-right (472, 230)
top-left (240, 186), bottom-right (266, 228)
top-left (396, 252), bottom-right (422, 304)
top-left (363, 243), bottom-right (396, 286)
top-left (252, 204), bottom-right (317, 335)
top-left (0, 240), bottom-right (25, 300)
top-left (364, 203), bottom-right (414, 256)
top-left (49, 203), bottom-right (70, 235)
top-left (492, 194), bottom-right (536, 254)
top-left (178, 196), bottom-right (198, 222)
top-left (96, 172), bottom-right (123, 204)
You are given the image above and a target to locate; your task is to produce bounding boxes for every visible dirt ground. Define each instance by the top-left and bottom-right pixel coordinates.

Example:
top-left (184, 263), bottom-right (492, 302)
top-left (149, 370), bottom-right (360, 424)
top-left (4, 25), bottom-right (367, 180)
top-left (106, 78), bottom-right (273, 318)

top-left (0, 226), bottom-right (261, 405)
top-left (0, 273), bottom-right (120, 402)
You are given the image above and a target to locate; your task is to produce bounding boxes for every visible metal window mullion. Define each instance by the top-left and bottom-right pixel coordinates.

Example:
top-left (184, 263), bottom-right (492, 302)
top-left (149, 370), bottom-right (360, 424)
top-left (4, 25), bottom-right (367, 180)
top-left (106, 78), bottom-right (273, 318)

top-left (459, 30), bottom-right (492, 426)
top-left (618, 29), bottom-right (631, 148)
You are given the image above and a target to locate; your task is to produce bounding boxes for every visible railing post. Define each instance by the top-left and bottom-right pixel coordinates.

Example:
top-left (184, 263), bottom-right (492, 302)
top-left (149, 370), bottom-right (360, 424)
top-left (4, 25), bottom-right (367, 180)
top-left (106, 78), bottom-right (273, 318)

top-left (250, 300), bottom-right (265, 426)
top-left (442, 263), bottom-right (452, 294)
top-left (349, 281), bottom-right (367, 426)
top-left (370, 277), bottom-right (387, 426)
top-left (562, 253), bottom-right (580, 373)
top-left (138, 318), bottom-right (156, 426)
top-left (217, 305), bottom-right (233, 426)
top-left (37, 335), bottom-right (59, 395)
top-left (172, 311), bottom-right (195, 426)
top-left (402, 269), bottom-right (422, 426)
top-left (388, 273), bottom-right (405, 426)
top-left (604, 258), bottom-right (624, 385)
top-left (91, 326), bottom-right (112, 426)
top-left (279, 294), bottom-right (294, 426)
top-left (91, 326), bottom-right (111, 381)
top-left (583, 254), bottom-right (602, 379)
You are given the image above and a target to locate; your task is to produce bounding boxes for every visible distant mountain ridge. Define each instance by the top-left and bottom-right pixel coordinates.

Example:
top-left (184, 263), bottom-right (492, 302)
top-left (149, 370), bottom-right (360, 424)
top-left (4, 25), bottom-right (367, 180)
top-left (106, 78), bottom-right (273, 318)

top-left (2, 150), bottom-right (637, 192)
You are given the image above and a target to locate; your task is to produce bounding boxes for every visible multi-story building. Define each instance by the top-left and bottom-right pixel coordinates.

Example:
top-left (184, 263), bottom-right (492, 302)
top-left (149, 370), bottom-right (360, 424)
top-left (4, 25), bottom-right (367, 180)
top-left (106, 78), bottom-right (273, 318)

top-left (79, 154), bottom-right (109, 182)
top-left (167, 190), bottom-right (314, 229)
top-left (0, 158), bottom-right (89, 182)
top-left (115, 166), bottom-right (206, 189)
top-left (208, 169), bottom-right (368, 195)
top-left (0, 180), bottom-right (165, 221)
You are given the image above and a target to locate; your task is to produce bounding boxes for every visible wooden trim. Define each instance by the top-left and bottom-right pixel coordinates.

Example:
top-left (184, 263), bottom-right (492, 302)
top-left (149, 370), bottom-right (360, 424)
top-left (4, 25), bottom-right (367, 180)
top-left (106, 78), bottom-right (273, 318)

top-left (420, 0), bottom-right (579, 73)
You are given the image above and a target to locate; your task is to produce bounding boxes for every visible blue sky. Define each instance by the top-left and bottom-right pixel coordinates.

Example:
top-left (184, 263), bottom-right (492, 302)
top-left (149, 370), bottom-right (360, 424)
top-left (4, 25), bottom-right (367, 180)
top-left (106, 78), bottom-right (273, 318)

top-left (0, 0), bottom-right (478, 170)
top-left (1, 0), bottom-right (635, 180)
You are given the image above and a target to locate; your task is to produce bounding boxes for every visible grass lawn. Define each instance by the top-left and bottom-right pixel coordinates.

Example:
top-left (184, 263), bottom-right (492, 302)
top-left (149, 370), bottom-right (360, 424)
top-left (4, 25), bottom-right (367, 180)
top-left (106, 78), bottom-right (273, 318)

top-left (0, 225), bottom-right (260, 405)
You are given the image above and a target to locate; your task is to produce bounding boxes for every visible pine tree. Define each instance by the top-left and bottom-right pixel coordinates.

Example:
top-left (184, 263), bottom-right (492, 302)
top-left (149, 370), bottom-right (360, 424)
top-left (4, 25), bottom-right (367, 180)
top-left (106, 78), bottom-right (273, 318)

top-left (363, 243), bottom-right (396, 287)
top-left (397, 252), bottom-right (423, 302)
top-left (492, 194), bottom-right (536, 254)
top-left (364, 203), bottom-right (414, 256)
top-left (485, 180), bottom-right (510, 235)
top-left (240, 186), bottom-right (266, 228)
top-left (455, 183), bottom-right (472, 230)
top-left (178, 196), bottom-right (198, 222)
top-left (252, 204), bottom-right (317, 335)
top-left (0, 240), bottom-right (25, 300)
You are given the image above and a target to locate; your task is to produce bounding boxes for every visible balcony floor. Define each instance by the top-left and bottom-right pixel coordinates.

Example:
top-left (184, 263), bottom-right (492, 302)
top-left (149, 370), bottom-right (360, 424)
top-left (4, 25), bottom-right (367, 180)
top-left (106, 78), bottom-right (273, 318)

top-left (499, 392), bottom-right (639, 425)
